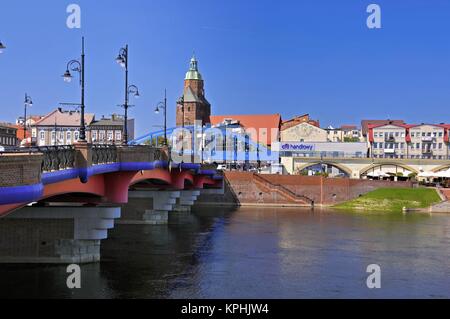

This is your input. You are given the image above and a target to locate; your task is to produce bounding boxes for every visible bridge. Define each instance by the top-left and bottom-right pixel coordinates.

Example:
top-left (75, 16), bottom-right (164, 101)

top-left (0, 143), bottom-right (223, 263)
top-left (282, 155), bottom-right (450, 179)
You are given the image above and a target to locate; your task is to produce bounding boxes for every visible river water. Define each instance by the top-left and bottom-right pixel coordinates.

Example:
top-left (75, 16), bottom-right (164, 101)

top-left (0, 207), bottom-right (449, 299)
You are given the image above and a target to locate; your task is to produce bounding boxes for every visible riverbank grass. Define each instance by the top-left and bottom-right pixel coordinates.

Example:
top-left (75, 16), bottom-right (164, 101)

top-left (334, 188), bottom-right (441, 212)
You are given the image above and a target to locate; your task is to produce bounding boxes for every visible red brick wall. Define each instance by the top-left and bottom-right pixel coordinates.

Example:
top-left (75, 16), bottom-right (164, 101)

top-left (196, 172), bottom-right (413, 206)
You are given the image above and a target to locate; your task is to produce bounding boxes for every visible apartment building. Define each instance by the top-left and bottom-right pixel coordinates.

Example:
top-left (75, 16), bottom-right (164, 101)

top-left (90, 114), bottom-right (134, 145)
top-left (32, 108), bottom-right (95, 146)
top-left (369, 122), bottom-right (450, 159)
top-left (0, 123), bottom-right (17, 147)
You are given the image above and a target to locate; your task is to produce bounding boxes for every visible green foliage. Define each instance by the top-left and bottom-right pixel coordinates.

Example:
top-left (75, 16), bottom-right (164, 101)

top-left (314, 171), bottom-right (329, 177)
top-left (334, 188), bottom-right (441, 212)
top-left (343, 137), bottom-right (360, 143)
top-left (143, 136), bottom-right (167, 146)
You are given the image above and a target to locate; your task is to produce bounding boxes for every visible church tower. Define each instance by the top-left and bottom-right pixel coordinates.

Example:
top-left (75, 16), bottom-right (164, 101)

top-left (176, 55), bottom-right (211, 127)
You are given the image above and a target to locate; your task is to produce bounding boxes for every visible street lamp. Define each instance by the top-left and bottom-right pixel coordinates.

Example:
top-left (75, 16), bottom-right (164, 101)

top-left (0, 41), bottom-right (6, 54)
top-left (23, 93), bottom-right (33, 145)
top-left (177, 95), bottom-right (185, 156)
top-left (154, 89), bottom-right (168, 146)
top-left (116, 44), bottom-right (139, 145)
top-left (62, 37), bottom-right (86, 142)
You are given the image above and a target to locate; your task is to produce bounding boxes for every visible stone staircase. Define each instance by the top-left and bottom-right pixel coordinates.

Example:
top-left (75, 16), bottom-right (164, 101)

top-left (252, 173), bottom-right (313, 206)
top-left (429, 188), bottom-right (450, 213)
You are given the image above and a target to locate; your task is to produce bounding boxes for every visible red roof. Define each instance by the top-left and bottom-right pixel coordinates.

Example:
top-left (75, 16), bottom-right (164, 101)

top-left (281, 114), bottom-right (320, 131)
top-left (340, 125), bottom-right (358, 130)
top-left (361, 119), bottom-right (405, 136)
top-left (210, 114), bottom-right (281, 145)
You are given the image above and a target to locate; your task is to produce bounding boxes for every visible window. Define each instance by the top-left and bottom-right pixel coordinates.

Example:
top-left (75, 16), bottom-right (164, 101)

top-left (115, 131), bottom-right (121, 141)
top-left (51, 131), bottom-right (56, 142)
top-left (67, 131), bottom-right (72, 141)
top-left (40, 131), bottom-right (45, 141)
top-left (99, 131), bottom-right (105, 141)
top-left (107, 131), bottom-right (113, 141)
top-left (74, 131), bottom-right (79, 141)
top-left (92, 131), bottom-right (97, 141)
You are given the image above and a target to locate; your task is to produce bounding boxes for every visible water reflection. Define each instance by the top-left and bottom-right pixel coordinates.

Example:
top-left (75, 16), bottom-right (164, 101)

top-left (0, 207), bottom-right (449, 299)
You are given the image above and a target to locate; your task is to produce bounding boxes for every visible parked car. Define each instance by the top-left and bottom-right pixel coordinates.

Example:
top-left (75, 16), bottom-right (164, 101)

top-left (216, 164), bottom-right (227, 171)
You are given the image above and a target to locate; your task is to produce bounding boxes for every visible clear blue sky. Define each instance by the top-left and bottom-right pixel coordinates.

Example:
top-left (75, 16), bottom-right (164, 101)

top-left (1, 0), bottom-right (449, 136)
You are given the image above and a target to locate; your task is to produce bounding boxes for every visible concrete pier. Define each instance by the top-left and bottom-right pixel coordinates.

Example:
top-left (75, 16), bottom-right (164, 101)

top-left (0, 206), bottom-right (120, 264)
top-left (173, 190), bottom-right (201, 212)
top-left (121, 191), bottom-right (181, 225)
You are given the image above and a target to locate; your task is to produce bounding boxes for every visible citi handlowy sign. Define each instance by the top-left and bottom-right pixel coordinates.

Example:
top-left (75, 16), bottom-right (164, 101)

top-left (280, 143), bottom-right (315, 151)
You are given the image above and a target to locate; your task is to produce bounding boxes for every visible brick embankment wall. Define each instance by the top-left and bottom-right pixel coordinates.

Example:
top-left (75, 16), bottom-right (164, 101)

top-left (440, 189), bottom-right (450, 200)
top-left (195, 172), bottom-right (413, 207)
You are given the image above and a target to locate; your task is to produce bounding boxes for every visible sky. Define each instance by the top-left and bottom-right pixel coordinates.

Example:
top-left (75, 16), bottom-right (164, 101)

top-left (0, 0), bottom-right (450, 137)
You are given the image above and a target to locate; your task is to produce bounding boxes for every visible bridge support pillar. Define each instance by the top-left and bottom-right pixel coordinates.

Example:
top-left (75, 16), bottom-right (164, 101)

top-left (169, 190), bottom-right (201, 224)
top-left (173, 190), bottom-right (201, 212)
top-left (0, 206), bottom-right (120, 264)
top-left (122, 191), bottom-right (181, 225)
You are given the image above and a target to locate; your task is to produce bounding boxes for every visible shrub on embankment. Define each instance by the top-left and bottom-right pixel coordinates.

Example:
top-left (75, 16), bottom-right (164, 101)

top-left (333, 188), bottom-right (441, 212)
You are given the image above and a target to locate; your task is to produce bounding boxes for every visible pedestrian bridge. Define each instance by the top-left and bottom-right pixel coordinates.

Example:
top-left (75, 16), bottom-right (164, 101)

top-left (283, 155), bottom-right (450, 179)
top-left (0, 144), bottom-right (223, 263)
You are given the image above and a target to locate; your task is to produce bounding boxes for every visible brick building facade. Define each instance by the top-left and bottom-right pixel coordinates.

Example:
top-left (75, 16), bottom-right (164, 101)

top-left (176, 56), bottom-right (211, 127)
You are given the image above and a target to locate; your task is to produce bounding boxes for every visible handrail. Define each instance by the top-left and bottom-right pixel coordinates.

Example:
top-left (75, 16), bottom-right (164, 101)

top-left (253, 173), bottom-right (314, 204)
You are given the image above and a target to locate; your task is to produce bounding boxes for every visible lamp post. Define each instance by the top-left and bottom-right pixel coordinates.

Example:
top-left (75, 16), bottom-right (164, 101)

top-left (177, 95), bottom-right (185, 156)
top-left (23, 94), bottom-right (33, 145)
top-left (0, 41), bottom-right (6, 54)
top-left (155, 89), bottom-right (173, 163)
top-left (154, 89), bottom-right (168, 146)
top-left (62, 37), bottom-right (86, 142)
top-left (116, 45), bottom-right (140, 145)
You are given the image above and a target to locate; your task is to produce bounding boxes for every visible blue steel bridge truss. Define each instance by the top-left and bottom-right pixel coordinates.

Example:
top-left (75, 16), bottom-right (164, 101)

top-left (129, 125), bottom-right (278, 163)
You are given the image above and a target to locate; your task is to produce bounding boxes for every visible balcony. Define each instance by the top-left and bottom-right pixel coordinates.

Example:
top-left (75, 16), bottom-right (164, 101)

top-left (422, 136), bottom-right (435, 143)
top-left (384, 136), bottom-right (396, 142)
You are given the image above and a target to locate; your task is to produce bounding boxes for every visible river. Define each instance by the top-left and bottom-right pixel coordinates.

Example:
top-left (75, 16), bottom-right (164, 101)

top-left (0, 207), bottom-right (449, 299)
